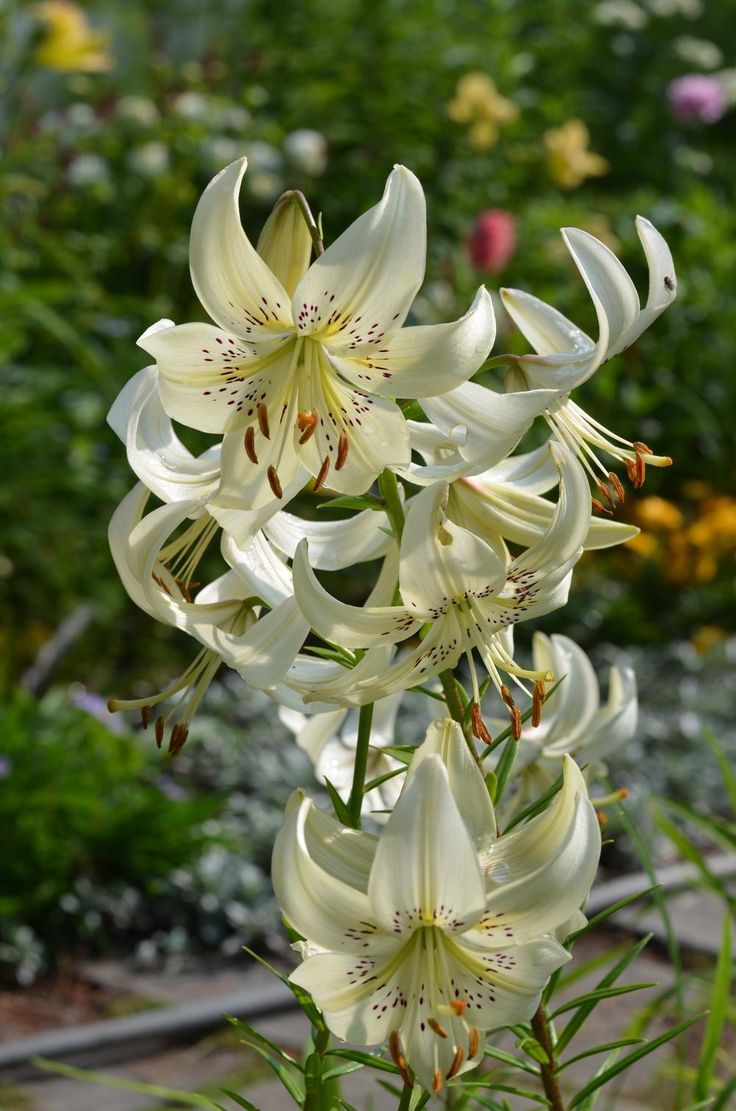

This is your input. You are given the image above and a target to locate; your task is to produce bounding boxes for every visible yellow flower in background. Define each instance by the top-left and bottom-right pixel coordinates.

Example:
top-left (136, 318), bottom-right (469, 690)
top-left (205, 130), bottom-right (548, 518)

top-left (690, 625), bottom-right (728, 656)
top-left (544, 120), bottom-right (609, 189)
top-left (35, 1), bottom-right (113, 73)
top-left (633, 495), bottom-right (683, 532)
top-left (447, 72), bottom-right (519, 150)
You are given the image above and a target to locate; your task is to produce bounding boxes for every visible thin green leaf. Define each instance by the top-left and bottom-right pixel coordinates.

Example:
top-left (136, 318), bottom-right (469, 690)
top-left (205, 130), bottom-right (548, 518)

top-left (702, 729), bottom-right (736, 814)
top-left (316, 494), bottom-right (385, 511)
top-left (491, 734), bottom-right (518, 805)
top-left (379, 745), bottom-right (416, 765)
top-left (568, 1014), bottom-right (703, 1108)
top-left (321, 1061), bottom-right (365, 1081)
top-left (363, 764), bottom-right (407, 793)
top-left (31, 1058), bottom-right (218, 1107)
top-left (504, 773), bottom-right (564, 832)
top-left (555, 933), bottom-right (653, 1055)
top-left (694, 913), bottom-right (733, 1101)
top-left (224, 1016), bottom-right (299, 1067)
top-left (219, 1090), bottom-right (261, 1111)
top-left (557, 1038), bottom-right (645, 1071)
top-left (303, 645), bottom-right (357, 668)
top-left (566, 884), bottom-right (660, 943)
top-left (482, 1043), bottom-right (541, 1076)
top-left (326, 1049), bottom-right (401, 1075)
top-left (238, 948), bottom-right (325, 1029)
top-left (324, 777), bottom-right (354, 825)
top-left (712, 1073), bottom-right (736, 1110)
top-left (656, 797), bottom-right (736, 853)
top-left (550, 981), bottom-right (657, 1019)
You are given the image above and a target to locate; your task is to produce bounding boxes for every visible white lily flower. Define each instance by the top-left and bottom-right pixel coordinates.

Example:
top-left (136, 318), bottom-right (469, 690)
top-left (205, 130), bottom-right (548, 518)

top-left (273, 718), bottom-right (600, 1092)
top-left (279, 693), bottom-right (405, 821)
top-left (107, 484), bottom-right (308, 749)
top-left (292, 443), bottom-right (590, 725)
top-left (497, 633), bottom-right (638, 820)
top-left (138, 159), bottom-right (496, 508)
top-left (499, 217), bottom-right (676, 503)
top-left (405, 423), bottom-right (639, 551)
top-left (108, 361), bottom-right (393, 566)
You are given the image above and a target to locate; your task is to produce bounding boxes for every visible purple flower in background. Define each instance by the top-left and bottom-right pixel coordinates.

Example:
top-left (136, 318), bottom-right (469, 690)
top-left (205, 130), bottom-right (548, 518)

top-left (668, 75), bottom-right (726, 123)
top-left (68, 683), bottom-right (127, 734)
top-left (0, 756), bottom-right (11, 780)
top-left (156, 776), bottom-right (188, 802)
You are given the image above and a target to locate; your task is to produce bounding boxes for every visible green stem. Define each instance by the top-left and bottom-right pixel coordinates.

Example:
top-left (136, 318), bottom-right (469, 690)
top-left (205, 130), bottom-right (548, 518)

top-left (274, 188), bottom-right (325, 256)
top-left (378, 468), bottom-right (405, 542)
top-left (347, 702), bottom-right (374, 828)
top-left (397, 1080), bottom-right (413, 1111)
top-left (531, 1004), bottom-right (566, 1111)
top-left (303, 1025), bottom-right (332, 1111)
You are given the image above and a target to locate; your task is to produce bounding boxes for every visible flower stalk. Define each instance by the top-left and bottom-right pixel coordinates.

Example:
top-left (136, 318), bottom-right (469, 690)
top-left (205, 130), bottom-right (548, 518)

top-left (346, 701), bottom-right (375, 827)
top-left (531, 1004), bottom-right (566, 1111)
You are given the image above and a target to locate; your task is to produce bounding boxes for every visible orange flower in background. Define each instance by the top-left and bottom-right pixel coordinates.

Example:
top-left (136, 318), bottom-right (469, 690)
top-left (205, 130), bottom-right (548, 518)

top-left (544, 120), bottom-right (608, 189)
top-left (628, 491), bottom-right (736, 584)
top-left (34, 1), bottom-right (113, 73)
top-left (447, 72), bottom-right (519, 150)
top-left (633, 495), bottom-right (683, 532)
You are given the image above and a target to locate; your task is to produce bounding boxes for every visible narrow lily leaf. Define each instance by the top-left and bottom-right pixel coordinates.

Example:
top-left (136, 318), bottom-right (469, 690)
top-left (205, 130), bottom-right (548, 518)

top-left (326, 1048), bottom-right (402, 1075)
top-left (654, 810), bottom-right (736, 912)
top-left (550, 980), bottom-right (657, 1019)
top-left (573, 1047), bottom-right (621, 1111)
top-left (482, 1043), bottom-right (541, 1076)
top-left (491, 734), bottom-right (518, 804)
top-left (505, 773), bottom-right (564, 832)
top-left (694, 913), bottom-right (733, 1101)
top-left (240, 946), bottom-right (325, 1029)
top-left (656, 797), bottom-right (736, 853)
top-left (564, 884), bottom-right (660, 943)
top-left (238, 1041), bottom-right (305, 1104)
top-left (703, 729), bottom-right (736, 814)
top-left (321, 1061), bottom-right (365, 1081)
top-left (334, 1099), bottom-right (361, 1111)
top-left (304, 645), bottom-right (358, 668)
top-left (557, 1037), bottom-right (645, 1071)
top-left (219, 1091), bottom-right (261, 1111)
top-left (408, 683), bottom-right (447, 702)
top-left (363, 764), bottom-right (406, 793)
top-left (609, 791), bottom-right (683, 997)
top-left (316, 494), bottom-right (385, 512)
top-left (555, 933), bottom-right (653, 1054)
top-left (31, 1059), bottom-right (218, 1107)
top-left (224, 1016), bottom-right (300, 1067)
top-left (324, 777), bottom-right (354, 825)
top-left (568, 1015), bottom-right (703, 1108)
top-left (463, 1081), bottom-right (550, 1104)
top-left (547, 940), bottom-right (637, 1002)
top-left (379, 744), bottom-right (416, 764)
top-left (712, 1074), bottom-right (736, 1110)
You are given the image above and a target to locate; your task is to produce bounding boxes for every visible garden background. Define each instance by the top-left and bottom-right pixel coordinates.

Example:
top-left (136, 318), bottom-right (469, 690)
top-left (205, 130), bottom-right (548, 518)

top-left (1, 0), bottom-right (735, 987)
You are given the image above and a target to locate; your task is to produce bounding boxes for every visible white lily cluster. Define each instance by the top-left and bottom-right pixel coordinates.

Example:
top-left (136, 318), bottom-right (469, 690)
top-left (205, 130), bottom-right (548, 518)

top-left (106, 156), bottom-right (673, 1094)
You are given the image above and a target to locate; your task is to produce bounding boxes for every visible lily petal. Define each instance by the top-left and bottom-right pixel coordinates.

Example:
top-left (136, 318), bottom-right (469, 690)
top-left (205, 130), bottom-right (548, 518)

top-left (189, 157), bottom-right (293, 336)
top-left (293, 165), bottom-right (426, 346)
top-left (265, 506), bottom-right (392, 571)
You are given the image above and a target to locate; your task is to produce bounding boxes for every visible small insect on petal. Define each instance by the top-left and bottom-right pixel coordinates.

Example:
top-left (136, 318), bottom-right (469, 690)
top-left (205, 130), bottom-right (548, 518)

top-left (257, 402), bottom-right (270, 439)
top-left (244, 426), bottom-right (258, 464)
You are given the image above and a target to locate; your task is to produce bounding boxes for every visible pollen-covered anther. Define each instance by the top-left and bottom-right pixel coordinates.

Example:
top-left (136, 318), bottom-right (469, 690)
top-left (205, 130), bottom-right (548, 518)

top-left (155, 716), bottom-right (165, 747)
top-left (335, 431), bottom-right (350, 471)
top-left (471, 702), bottom-right (492, 744)
top-left (449, 999), bottom-right (468, 1016)
top-left (432, 1067), bottom-right (443, 1093)
top-left (389, 1030), bottom-right (413, 1088)
top-left (313, 456), bottom-right (331, 493)
top-left (511, 705), bottom-right (522, 741)
top-left (532, 680), bottom-right (545, 728)
top-left (446, 1045), bottom-right (465, 1079)
top-left (609, 471), bottom-right (626, 503)
top-left (427, 1016), bottom-right (448, 1039)
top-left (297, 408), bottom-right (319, 444)
top-left (140, 706), bottom-right (150, 730)
top-left (468, 1026), bottom-right (480, 1059)
top-left (169, 722), bottom-right (189, 755)
top-left (267, 465), bottom-right (283, 499)
top-left (596, 477), bottom-right (616, 510)
top-left (592, 497), bottom-right (613, 517)
top-left (257, 402), bottom-right (270, 439)
top-left (244, 425), bottom-right (258, 464)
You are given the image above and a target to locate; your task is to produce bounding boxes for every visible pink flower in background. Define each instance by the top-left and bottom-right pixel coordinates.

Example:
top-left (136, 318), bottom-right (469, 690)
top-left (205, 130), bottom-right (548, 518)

top-left (668, 75), bottom-right (726, 123)
top-left (468, 209), bottom-right (516, 272)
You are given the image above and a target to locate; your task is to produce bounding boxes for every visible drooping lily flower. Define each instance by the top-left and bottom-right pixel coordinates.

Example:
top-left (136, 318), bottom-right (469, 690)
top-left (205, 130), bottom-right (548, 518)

top-left (107, 484), bottom-right (308, 749)
top-left (403, 422), bottom-right (639, 551)
top-left (138, 159), bottom-right (496, 508)
top-left (292, 443), bottom-right (590, 722)
top-left (495, 633), bottom-right (638, 821)
top-left (499, 217), bottom-right (676, 505)
top-left (273, 718), bottom-right (600, 1091)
